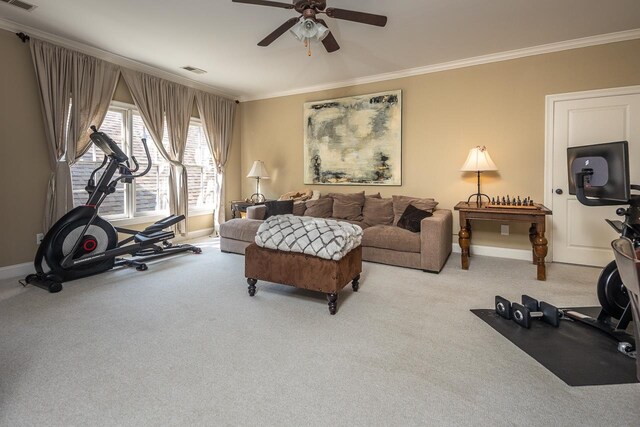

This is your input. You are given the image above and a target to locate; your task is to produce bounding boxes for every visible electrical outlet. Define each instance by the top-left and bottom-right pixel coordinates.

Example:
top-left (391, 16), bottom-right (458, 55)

top-left (500, 225), bottom-right (509, 236)
top-left (36, 233), bottom-right (44, 245)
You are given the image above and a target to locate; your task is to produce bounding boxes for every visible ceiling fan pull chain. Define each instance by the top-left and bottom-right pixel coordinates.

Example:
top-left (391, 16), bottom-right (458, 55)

top-left (307, 38), bottom-right (312, 56)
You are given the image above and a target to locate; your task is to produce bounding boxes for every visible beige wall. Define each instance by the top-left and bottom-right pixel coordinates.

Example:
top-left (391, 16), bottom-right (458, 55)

top-left (240, 39), bottom-right (640, 250)
top-left (0, 28), bottom-right (241, 267)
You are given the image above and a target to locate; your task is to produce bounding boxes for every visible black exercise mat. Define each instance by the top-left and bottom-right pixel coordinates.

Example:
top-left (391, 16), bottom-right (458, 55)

top-left (472, 306), bottom-right (638, 386)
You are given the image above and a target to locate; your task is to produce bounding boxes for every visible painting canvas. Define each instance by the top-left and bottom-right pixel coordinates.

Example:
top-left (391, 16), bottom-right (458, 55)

top-left (303, 90), bottom-right (402, 185)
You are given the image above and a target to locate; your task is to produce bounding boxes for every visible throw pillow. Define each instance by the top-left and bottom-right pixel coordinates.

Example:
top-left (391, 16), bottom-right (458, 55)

top-left (292, 201), bottom-right (306, 216)
top-left (397, 204), bottom-right (433, 232)
top-left (328, 191), bottom-right (365, 221)
top-left (304, 198), bottom-right (333, 218)
top-left (392, 195), bottom-right (438, 225)
top-left (366, 192), bottom-right (382, 198)
top-left (264, 200), bottom-right (293, 219)
top-left (362, 197), bottom-right (394, 226)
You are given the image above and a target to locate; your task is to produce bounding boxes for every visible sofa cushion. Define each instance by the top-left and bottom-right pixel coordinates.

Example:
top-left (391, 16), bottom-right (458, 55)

top-left (363, 197), bottom-right (394, 226)
top-left (397, 204), bottom-right (433, 232)
top-left (292, 201), bottom-right (306, 216)
top-left (219, 219), bottom-right (263, 243)
top-left (329, 191), bottom-right (365, 221)
top-left (363, 225), bottom-right (421, 253)
top-left (367, 192), bottom-right (382, 198)
top-left (328, 218), bottom-right (369, 229)
top-left (392, 195), bottom-right (439, 225)
top-left (264, 200), bottom-right (293, 219)
top-left (304, 198), bottom-right (333, 218)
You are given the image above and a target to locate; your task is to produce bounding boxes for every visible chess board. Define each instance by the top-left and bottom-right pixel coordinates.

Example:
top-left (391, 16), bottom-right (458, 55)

top-left (484, 195), bottom-right (537, 209)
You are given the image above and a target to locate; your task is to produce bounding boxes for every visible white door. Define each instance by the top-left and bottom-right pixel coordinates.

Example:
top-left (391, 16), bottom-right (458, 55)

top-left (548, 87), bottom-right (640, 267)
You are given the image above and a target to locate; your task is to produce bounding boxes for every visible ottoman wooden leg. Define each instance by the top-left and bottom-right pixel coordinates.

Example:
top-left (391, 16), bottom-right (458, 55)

top-left (327, 292), bottom-right (338, 315)
top-left (247, 278), bottom-right (257, 296)
top-left (352, 274), bottom-right (360, 292)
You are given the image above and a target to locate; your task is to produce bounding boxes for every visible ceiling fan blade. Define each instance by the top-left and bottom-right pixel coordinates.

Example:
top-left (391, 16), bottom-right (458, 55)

top-left (316, 19), bottom-right (339, 53)
top-left (325, 7), bottom-right (387, 27)
top-left (258, 17), bottom-right (300, 46)
top-left (232, 0), bottom-right (295, 9)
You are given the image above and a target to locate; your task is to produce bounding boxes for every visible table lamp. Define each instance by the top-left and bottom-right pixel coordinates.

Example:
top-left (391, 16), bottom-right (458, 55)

top-left (247, 160), bottom-right (270, 203)
top-left (460, 146), bottom-right (497, 205)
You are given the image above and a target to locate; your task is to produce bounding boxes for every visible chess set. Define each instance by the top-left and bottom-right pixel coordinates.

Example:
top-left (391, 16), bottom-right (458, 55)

top-left (484, 195), bottom-right (538, 209)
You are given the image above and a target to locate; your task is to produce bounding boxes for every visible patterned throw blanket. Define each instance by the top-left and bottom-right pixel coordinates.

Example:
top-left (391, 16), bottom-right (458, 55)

top-left (255, 215), bottom-right (363, 261)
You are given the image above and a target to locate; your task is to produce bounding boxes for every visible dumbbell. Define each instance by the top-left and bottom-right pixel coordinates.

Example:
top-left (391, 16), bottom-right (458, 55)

top-left (495, 295), bottom-right (562, 328)
top-left (512, 295), bottom-right (562, 328)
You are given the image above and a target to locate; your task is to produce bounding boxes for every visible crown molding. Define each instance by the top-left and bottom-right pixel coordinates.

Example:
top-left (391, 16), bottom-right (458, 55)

top-left (0, 17), bottom-right (239, 100)
top-left (240, 28), bottom-right (640, 102)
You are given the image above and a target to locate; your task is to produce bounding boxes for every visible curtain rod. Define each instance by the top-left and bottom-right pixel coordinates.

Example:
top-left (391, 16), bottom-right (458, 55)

top-left (14, 31), bottom-right (239, 103)
top-left (16, 32), bottom-right (30, 43)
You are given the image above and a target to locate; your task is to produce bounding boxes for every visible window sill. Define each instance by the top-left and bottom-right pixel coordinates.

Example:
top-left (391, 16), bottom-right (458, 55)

top-left (109, 211), bottom-right (213, 228)
top-left (110, 215), bottom-right (168, 227)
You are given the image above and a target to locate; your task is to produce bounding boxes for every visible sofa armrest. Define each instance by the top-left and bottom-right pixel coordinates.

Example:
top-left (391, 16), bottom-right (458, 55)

top-left (420, 209), bottom-right (453, 272)
top-left (247, 205), bottom-right (267, 220)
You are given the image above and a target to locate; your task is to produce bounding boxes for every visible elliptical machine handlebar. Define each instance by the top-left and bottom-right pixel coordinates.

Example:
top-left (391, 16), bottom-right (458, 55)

top-left (113, 138), bottom-right (152, 185)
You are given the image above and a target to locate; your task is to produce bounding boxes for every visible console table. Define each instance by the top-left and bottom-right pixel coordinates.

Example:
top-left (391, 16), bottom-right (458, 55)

top-left (453, 202), bottom-right (552, 280)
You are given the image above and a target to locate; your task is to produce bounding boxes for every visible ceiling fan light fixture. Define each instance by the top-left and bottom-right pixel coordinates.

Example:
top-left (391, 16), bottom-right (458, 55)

top-left (289, 18), bottom-right (328, 42)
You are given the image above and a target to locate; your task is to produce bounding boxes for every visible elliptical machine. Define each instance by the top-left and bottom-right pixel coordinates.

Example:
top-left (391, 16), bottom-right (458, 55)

top-left (24, 126), bottom-right (201, 293)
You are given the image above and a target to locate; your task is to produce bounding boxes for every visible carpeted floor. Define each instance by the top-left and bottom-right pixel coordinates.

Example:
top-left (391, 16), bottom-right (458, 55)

top-left (1, 238), bottom-right (638, 426)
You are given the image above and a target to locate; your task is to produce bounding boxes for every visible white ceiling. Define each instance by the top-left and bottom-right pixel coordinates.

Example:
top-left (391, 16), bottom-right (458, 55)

top-left (2, 0), bottom-right (640, 100)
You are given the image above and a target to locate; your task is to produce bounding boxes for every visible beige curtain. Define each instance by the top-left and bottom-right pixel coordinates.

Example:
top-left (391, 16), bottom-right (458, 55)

top-left (195, 91), bottom-right (236, 230)
top-left (164, 81), bottom-right (195, 234)
top-left (30, 39), bottom-right (119, 231)
top-left (68, 56), bottom-right (120, 160)
top-left (122, 70), bottom-right (195, 235)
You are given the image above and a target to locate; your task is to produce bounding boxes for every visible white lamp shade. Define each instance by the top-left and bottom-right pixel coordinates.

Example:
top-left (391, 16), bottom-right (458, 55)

top-left (460, 146), bottom-right (498, 172)
top-left (247, 160), bottom-right (270, 179)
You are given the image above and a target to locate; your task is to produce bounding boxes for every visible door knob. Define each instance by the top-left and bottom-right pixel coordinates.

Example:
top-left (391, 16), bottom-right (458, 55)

top-left (555, 188), bottom-right (563, 195)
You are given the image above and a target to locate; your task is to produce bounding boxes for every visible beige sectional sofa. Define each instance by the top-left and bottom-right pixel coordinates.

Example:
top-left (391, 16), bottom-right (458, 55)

top-left (219, 193), bottom-right (453, 273)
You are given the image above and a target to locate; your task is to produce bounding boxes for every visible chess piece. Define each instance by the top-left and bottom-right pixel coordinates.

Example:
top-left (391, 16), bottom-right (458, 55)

top-left (517, 196), bottom-right (522, 206)
top-left (491, 197), bottom-right (495, 205)
top-left (506, 195), bottom-right (511, 205)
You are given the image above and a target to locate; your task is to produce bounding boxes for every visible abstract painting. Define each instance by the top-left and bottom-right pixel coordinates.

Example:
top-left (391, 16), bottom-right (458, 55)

top-left (303, 90), bottom-right (402, 185)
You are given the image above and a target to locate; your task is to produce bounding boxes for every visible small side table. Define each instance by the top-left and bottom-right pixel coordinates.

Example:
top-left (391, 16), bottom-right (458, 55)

top-left (230, 200), bottom-right (271, 219)
top-left (231, 201), bottom-right (253, 219)
top-left (454, 202), bottom-right (552, 280)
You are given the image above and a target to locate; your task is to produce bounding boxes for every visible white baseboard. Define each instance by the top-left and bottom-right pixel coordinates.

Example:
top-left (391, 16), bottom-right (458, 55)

top-left (0, 228), bottom-right (216, 281)
top-left (0, 262), bottom-right (34, 281)
top-left (452, 243), bottom-right (533, 261)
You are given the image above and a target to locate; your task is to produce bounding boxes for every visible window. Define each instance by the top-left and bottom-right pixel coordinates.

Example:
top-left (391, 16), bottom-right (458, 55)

top-left (72, 108), bottom-right (127, 217)
top-left (184, 122), bottom-right (217, 212)
top-left (71, 103), bottom-right (215, 221)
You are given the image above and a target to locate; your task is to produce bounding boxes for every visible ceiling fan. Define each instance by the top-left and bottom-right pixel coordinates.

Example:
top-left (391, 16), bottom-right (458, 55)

top-left (232, 0), bottom-right (388, 55)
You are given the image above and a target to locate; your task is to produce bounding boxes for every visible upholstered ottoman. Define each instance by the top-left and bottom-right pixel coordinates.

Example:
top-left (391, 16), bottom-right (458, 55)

top-left (245, 243), bottom-right (362, 315)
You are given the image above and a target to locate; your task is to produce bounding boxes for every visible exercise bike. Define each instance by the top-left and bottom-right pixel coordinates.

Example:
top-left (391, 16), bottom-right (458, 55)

top-left (23, 126), bottom-right (201, 293)
top-left (565, 141), bottom-right (638, 353)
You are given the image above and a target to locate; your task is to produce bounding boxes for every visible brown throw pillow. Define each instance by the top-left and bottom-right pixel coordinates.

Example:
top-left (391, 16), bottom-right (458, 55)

top-left (264, 200), bottom-right (293, 219)
top-left (329, 192), bottom-right (365, 221)
top-left (392, 195), bottom-right (438, 225)
top-left (304, 198), bottom-right (333, 218)
top-left (397, 204), bottom-right (433, 232)
top-left (292, 201), bottom-right (306, 216)
top-left (363, 197), bottom-right (394, 226)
